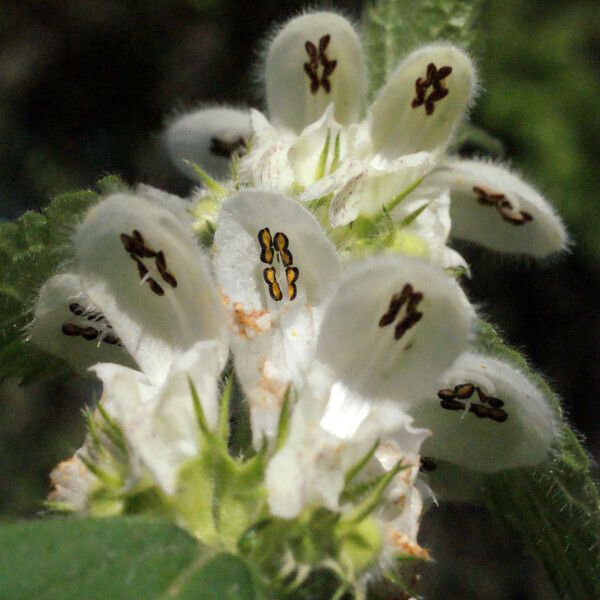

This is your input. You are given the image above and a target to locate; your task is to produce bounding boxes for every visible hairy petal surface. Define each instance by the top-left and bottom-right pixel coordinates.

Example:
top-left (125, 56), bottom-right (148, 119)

top-left (427, 159), bottom-right (569, 257)
top-left (93, 341), bottom-right (221, 494)
top-left (29, 273), bottom-right (134, 373)
top-left (75, 193), bottom-right (228, 387)
top-left (265, 11), bottom-right (366, 132)
top-left (164, 106), bottom-right (251, 179)
top-left (214, 190), bottom-right (341, 442)
top-left (411, 351), bottom-right (557, 471)
top-left (317, 255), bottom-right (474, 404)
top-left (370, 44), bottom-right (476, 159)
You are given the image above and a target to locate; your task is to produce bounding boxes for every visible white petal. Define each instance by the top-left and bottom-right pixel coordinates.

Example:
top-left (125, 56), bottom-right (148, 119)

top-left (164, 106), bottom-right (252, 179)
top-left (93, 341), bottom-right (221, 494)
top-left (410, 352), bottom-right (557, 471)
top-left (29, 273), bottom-right (135, 374)
top-left (237, 110), bottom-right (296, 191)
top-left (326, 152), bottom-right (433, 226)
top-left (393, 191), bottom-right (470, 272)
top-left (428, 159), bottom-right (568, 257)
top-left (75, 193), bottom-right (228, 386)
top-left (214, 189), bottom-right (340, 311)
top-left (265, 11), bottom-right (366, 132)
top-left (266, 370), bottom-right (415, 519)
top-left (317, 255), bottom-right (474, 404)
top-left (370, 44), bottom-right (476, 159)
top-left (48, 455), bottom-right (96, 511)
top-left (214, 189), bottom-right (340, 442)
top-left (287, 104), bottom-right (344, 187)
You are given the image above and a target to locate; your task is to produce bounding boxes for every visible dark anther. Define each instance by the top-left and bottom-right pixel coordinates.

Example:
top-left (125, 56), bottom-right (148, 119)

top-left (440, 397), bottom-right (466, 411)
top-left (209, 136), bottom-right (247, 159)
top-left (132, 254), bottom-right (149, 279)
top-left (379, 284), bottom-right (413, 327)
top-left (454, 383), bottom-right (475, 399)
top-left (437, 388), bottom-right (456, 401)
top-left (148, 278), bottom-right (165, 297)
top-left (121, 230), bottom-right (177, 294)
top-left (476, 387), bottom-right (504, 408)
top-left (80, 326), bottom-right (99, 341)
top-left (61, 323), bottom-right (99, 341)
top-left (62, 323), bottom-right (82, 337)
top-left (258, 227), bottom-right (274, 265)
top-left (303, 34), bottom-right (337, 95)
top-left (411, 63), bottom-right (453, 115)
top-left (473, 186), bottom-right (534, 226)
top-left (394, 311), bottom-right (423, 340)
top-left (161, 272), bottom-right (178, 288)
top-left (469, 403), bottom-right (508, 423)
top-left (420, 457), bottom-right (437, 472)
top-left (379, 284), bottom-right (425, 341)
top-left (102, 333), bottom-right (122, 346)
top-left (155, 250), bottom-right (178, 288)
top-left (69, 303), bottom-right (84, 316)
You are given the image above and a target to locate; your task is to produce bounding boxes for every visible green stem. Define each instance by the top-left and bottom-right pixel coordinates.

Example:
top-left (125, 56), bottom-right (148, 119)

top-left (483, 430), bottom-right (600, 599)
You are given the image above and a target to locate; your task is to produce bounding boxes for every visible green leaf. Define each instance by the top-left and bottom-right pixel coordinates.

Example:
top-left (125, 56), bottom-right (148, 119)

top-left (0, 177), bottom-right (123, 384)
top-left (475, 321), bottom-right (600, 599)
top-left (362, 0), bottom-right (480, 96)
top-left (0, 516), bottom-right (259, 600)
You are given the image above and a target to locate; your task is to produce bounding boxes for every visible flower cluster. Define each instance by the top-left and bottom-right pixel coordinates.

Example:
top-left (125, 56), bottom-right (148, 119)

top-left (32, 10), bottom-right (564, 597)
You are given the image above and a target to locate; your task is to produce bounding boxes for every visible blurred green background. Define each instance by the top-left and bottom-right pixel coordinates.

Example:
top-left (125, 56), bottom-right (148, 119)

top-left (0, 1), bottom-right (598, 598)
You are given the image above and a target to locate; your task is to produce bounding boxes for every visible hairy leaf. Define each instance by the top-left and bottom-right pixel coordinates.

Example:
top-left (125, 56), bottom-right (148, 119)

top-left (0, 517), bottom-right (259, 600)
top-left (0, 177), bottom-right (123, 384)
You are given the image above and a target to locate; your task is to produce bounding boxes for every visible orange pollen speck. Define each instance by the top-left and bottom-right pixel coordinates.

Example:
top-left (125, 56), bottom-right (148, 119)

top-left (390, 531), bottom-right (430, 560)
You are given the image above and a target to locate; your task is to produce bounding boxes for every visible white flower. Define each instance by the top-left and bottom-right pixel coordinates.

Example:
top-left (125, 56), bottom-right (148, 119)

top-left (411, 351), bottom-right (557, 472)
top-left (164, 106), bottom-right (252, 180)
top-left (168, 10), bottom-right (566, 260)
top-left (265, 253), bottom-right (473, 550)
top-left (48, 455), bottom-right (96, 512)
top-left (213, 189), bottom-right (340, 443)
top-left (31, 190), bottom-right (230, 496)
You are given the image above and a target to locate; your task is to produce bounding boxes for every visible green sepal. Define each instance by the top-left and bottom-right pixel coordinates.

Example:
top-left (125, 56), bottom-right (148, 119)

top-left (184, 160), bottom-right (227, 196)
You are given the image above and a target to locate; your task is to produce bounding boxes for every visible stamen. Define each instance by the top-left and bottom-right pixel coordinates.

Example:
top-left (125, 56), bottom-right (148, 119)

top-left (102, 333), bottom-right (123, 346)
top-left (473, 186), bottom-right (534, 226)
top-left (378, 284), bottom-right (412, 327)
top-left (379, 284), bottom-right (425, 341)
top-left (394, 311), bottom-right (423, 340)
top-left (120, 230), bottom-right (177, 295)
top-left (274, 231), bottom-right (293, 267)
top-left (155, 250), bottom-right (178, 288)
top-left (209, 136), bottom-right (247, 159)
top-left (437, 388), bottom-right (456, 401)
top-left (420, 457), bottom-right (437, 472)
top-left (438, 384), bottom-right (508, 423)
top-left (61, 323), bottom-right (99, 341)
top-left (303, 34), bottom-right (337, 94)
top-left (476, 387), bottom-right (504, 408)
top-left (469, 403), bottom-right (508, 423)
top-left (286, 266), bottom-right (299, 301)
top-left (68, 303), bottom-right (84, 316)
top-left (258, 227), bottom-right (274, 265)
top-left (454, 383), bottom-right (475, 400)
top-left (147, 277), bottom-right (165, 297)
top-left (440, 397), bottom-right (466, 411)
top-left (257, 229), bottom-right (299, 302)
top-left (263, 266), bottom-right (283, 302)
top-left (411, 63), bottom-right (452, 115)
